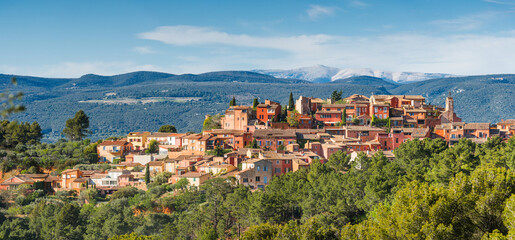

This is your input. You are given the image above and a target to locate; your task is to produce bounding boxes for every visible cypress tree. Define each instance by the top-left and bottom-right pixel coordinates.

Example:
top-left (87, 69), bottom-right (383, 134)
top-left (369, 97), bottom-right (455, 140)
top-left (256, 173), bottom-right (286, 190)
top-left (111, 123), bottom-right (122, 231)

top-left (252, 98), bottom-right (259, 109)
top-left (288, 92), bottom-right (294, 111)
top-left (145, 163), bottom-right (150, 184)
top-left (229, 97), bottom-right (236, 106)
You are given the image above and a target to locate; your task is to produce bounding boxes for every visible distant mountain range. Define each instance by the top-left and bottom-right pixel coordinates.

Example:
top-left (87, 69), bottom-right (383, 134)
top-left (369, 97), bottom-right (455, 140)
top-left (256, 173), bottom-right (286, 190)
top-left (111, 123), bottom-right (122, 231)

top-left (253, 65), bottom-right (456, 83)
top-left (1, 70), bottom-right (513, 142)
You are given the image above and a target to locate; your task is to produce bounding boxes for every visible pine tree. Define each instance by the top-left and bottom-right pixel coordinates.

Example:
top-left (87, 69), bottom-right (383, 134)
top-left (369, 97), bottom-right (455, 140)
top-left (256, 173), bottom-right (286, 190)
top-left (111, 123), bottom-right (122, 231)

top-left (229, 97), bottom-right (236, 106)
top-left (62, 110), bottom-right (90, 141)
top-left (145, 163), bottom-right (150, 184)
top-left (288, 92), bottom-right (294, 111)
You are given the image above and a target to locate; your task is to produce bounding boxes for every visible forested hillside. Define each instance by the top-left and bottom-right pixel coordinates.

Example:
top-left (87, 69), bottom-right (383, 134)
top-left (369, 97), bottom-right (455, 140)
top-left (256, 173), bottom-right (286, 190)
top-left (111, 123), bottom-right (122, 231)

top-left (0, 137), bottom-right (514, 239)
top-left (1, 71), bottom-right (514, 141)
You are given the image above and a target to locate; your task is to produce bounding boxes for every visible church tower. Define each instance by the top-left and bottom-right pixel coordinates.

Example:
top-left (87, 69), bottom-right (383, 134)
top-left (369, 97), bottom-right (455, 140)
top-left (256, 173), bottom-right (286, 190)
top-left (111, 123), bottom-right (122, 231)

top-left (443, 92), bottom-right (454, 123)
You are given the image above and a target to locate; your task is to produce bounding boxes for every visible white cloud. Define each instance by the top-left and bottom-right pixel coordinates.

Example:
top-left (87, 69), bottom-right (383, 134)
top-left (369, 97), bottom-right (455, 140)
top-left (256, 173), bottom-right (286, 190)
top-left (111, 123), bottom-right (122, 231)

top-left (306, 5), bottom-right (336, 20)
top-left (431, 12), bottom-right (498, 31)
top-left (349, 0), bottom-right (367, 7)
top-left (483, 0), bottom-right (515, 5)
top-left (139, 25), bottom-right (515, 75)
top-left (133, 46), bottom-right (156, 54)
top-left (139, 25), bottom-right (333, 52)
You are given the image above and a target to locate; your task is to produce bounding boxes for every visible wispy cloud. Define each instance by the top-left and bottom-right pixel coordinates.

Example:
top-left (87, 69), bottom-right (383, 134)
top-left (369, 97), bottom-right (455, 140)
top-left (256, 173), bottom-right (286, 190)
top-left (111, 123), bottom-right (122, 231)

top-left (431, 12), bottom-right (498, 31)
top-left (139, 25), bottom-right (332, 52)
top-left (133, 46), bottom-right (156, 54)
top-left (306, 5), bottom-right (336, 20)
top-left (349, 0), bottom-right (367, 7)
top-left (139, 25), bottom-right (515, 75)
top-left (483, 0), bottom-right (515, 5)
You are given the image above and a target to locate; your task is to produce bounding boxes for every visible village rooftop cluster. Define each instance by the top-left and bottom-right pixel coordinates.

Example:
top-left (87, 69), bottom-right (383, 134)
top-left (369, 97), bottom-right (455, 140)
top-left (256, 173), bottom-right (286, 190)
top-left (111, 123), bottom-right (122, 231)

top-left (2, 93), bottom-right (514, 193)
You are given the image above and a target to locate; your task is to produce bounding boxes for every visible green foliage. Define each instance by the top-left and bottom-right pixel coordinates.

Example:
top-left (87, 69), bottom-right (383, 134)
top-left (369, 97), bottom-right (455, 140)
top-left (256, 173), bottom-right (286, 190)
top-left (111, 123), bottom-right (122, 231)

top-left (245, 139), bottom-right (259, 149)
top-left (286, 110), bottom-right (299, 127)
top-left (111, 186), bottom-right (144, 200)
top-left (109, 232), bottom-right (155, 240)
top-left (147, 140), bottom-right (158, 154)
top-left (145, 164), bottom-right (150, 184)
top-left (229, 97), bottom-right (236, 107)
top-left (62, 110), bottom-right (90, 141)
top-left (202, 114), bottom-right (222, 132)
top-left (157, 125), bottom-right (176, 133)
top-left (288, 92), bottom-right (294, 111)
top-left (327, 150), bottom-right (350, 171)
top-left (0, 120), bottom-right (43, 148)
top-left (252, 98), bottom-right (259, 109)
top-left (330, 90), bottom-right (342, 102)
top-left (0, 137), bottom-right (514, 239)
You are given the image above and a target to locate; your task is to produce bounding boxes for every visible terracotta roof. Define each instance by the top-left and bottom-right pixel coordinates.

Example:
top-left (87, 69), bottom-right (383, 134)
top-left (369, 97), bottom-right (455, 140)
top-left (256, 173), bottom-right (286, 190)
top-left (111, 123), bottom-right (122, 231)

top-left (464, 123), bottom-right (490, 130)
top-left (147, 161), bottom-right (164, 166)
top-left (253, 129), bottom-right (297, 139)
top-left (148, 132), bottom-right (173, 138)
top-left (73, 177), bottom-right (89, 183)
top-left (44, 176), bottom-right (62, 182)
top-left (206, 129), bottom-right (245, 135)
top-left (183, 134), bottom-right (202, 140)
top-left (317, 110), bottom-right (341, 114)
top-left (405, 109), bottom-right (427, 113)
top-left (345, 126), bottom-right (385, 131)
top-left (177, 172), bottom-right (209, 178)
top-left (322, 104), bottom-right (346, 108)
top-left (99, 140), bottom-right (128, 146)
top-left (90, 173), bottom-right (108, 179)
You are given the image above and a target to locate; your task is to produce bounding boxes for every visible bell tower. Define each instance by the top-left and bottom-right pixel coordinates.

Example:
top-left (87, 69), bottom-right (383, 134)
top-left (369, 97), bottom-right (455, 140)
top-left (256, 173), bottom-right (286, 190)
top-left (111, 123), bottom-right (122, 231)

top-left (445, 92), bottom-right (454, 123)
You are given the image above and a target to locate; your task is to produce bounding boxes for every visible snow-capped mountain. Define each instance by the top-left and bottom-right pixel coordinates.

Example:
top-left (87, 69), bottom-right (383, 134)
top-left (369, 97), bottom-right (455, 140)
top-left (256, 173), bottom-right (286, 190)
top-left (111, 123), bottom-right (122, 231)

top-left (253, 65), bottom-right (340, 83)
top-left (253, 65), bottom-right (456, 83)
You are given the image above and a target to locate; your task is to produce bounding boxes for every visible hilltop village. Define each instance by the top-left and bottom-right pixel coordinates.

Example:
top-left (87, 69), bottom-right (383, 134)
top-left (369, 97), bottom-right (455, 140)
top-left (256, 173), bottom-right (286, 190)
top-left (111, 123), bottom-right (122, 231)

top-left (2, 93), bottom-right (514, 193)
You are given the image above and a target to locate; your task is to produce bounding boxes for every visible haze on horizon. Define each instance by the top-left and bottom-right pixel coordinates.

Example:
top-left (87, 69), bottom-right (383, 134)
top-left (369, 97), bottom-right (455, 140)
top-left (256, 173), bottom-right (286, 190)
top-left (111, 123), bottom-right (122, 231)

top-left (2, 0), bottom-right (515, 78)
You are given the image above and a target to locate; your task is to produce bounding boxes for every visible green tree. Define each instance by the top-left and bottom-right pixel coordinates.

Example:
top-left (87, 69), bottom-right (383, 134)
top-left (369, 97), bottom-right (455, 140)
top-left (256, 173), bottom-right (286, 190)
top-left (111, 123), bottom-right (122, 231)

top-left (62, 110), bottom-right (90, 141)
top-left (145, 163), bottom-right (150, 184)
top-left (202, 114), bottom-right (222, 131)
top-left (212, 146), bottom-right (225, 157)
top-left (147, 140), bottom-right (159, 154)
top-left (287, 110), bottom-right (299, 127)
top-left (288, 92), bottom-right (294, 111)
top-left (252, 98), bottom-right (259, 109)
top-left (229, 97), bottom-right (236, 106)
top-left (330, 90), bottom-right (342, 102)
top-left (327, 151), bottom-right (350, 171)
top-left (158, 125), bottom-right (177, 133)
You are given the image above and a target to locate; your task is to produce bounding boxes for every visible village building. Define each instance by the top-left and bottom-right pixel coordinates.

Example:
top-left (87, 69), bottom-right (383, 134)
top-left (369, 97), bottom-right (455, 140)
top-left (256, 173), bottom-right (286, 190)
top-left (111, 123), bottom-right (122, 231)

top-left (97, 140), bottom-right (133, 163)
top-left (127, 132), bottom-right (150, 151)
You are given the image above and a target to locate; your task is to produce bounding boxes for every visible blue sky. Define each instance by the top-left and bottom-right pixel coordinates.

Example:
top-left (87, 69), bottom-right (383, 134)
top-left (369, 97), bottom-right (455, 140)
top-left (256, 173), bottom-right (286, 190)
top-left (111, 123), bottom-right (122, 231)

top-left (2, 0), bottom-right (515, 77)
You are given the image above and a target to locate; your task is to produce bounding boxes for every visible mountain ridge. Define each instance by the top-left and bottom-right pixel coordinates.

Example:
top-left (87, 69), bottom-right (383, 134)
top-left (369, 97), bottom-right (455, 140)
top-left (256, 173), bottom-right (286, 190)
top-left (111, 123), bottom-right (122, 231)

top-left (253, 65), bottom-right (456, 83)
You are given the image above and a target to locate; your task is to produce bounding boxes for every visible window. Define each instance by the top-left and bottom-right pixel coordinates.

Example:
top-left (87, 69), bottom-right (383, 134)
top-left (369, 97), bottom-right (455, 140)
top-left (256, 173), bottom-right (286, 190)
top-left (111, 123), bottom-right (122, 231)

top-left (243, 178), bottom-right (248, 182)
top-left (276, 160), bottom-right (280, 164)
top-left (285, 160), bottom-right (289, 164)
top-left (375, 107), bottom-right (378, 112)
top-left (275, 168), bottom-right (281, 173)
top-left (396, 138), bottom-right (399, 143)
top-left (257, 166), bottom-right (260, 171)
top-left (193, 177), bottom-right (197, 182)
top-left (256, 176), bottom-right (260, 182)
top-left (263, 166), bottom-right (268, 172)
top-left (264, 176), bottom-right (268, 184)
